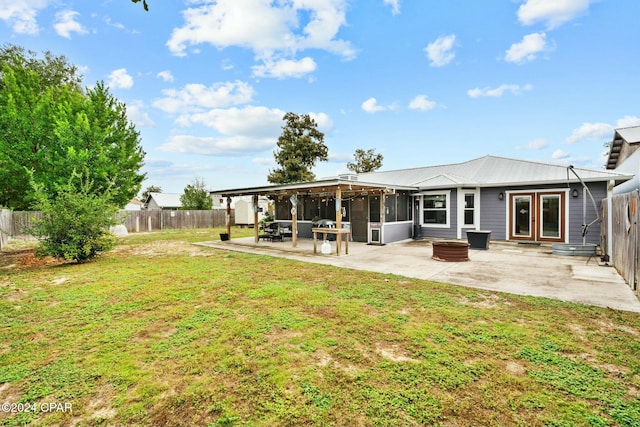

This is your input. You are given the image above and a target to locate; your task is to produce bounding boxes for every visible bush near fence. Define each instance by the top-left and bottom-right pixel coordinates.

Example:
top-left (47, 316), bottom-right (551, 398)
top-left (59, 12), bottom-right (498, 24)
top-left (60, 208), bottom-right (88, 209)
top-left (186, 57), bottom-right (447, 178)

top-left (0, 209), bottom-right (236, 249)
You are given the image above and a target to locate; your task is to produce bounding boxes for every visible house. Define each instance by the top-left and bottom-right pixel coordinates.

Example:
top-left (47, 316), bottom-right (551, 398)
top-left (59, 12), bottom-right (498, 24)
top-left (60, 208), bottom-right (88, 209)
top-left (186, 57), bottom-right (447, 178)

top-left (605, 126), bottom-right (640, 194)
top-left (123, 199), bottom-right (144, 211)
top-left (213, 155), bottom-right (632, 251)
top-left (143, 192), bottom-right (182, 210)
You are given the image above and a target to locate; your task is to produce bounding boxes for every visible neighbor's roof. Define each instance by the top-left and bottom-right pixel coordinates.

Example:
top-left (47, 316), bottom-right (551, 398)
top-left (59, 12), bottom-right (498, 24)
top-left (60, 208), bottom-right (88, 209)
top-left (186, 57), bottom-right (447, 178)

top-left (357, 155), bottom-right (632, 189)
top-left (146, 192), bottom-right (182, 208)
top-left (606, 126), bottom-right (640, 169)
top-left (617, 126), bottom-right (640, 144)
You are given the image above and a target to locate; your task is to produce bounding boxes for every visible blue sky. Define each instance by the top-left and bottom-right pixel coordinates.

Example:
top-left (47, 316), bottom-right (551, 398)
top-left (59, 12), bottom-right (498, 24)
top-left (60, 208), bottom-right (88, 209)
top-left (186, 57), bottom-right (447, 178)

top-left (1, 0), bottom-right (639, 195)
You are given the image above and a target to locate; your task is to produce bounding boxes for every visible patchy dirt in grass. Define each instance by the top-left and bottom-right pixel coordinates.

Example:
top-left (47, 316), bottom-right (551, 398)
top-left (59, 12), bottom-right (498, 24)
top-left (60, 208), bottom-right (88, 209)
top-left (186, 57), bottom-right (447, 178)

top-left (375, 344), bottom-right (419, 363)
top-left (594, 318), bottom-right (640, 337)
top-left (456, 293), bottom-right (507, 309)
top-left (314, 349), bottom-right (360, 375)
top-left (0, 383), bottom-right (22, 423)
top-left (113, 241), bottom-right (214, 258)
top-left (504, 361), bottom-right (527, 376)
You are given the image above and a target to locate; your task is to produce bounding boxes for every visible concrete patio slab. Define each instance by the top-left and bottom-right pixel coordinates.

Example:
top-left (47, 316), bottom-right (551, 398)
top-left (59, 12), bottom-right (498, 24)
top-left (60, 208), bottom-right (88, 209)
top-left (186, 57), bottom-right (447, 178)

top-left (195, 237), bottom-right (640, 313)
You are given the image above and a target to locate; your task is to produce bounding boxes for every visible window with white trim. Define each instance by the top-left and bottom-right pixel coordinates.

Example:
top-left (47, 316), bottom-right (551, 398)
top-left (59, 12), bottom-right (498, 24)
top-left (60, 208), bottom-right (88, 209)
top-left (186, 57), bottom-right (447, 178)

top-left (463, 193), bottom-right (475, 226)
top-left (422, 191), bottom-right (450, 226)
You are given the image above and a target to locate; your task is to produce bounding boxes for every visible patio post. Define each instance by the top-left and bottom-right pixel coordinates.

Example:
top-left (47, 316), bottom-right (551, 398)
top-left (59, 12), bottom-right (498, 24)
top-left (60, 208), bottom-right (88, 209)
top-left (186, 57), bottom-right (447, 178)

top-left (253, 194), bottom-right (259, 244)
top-left (225, 197), bottom-right (232, 238)
top-left (335, 187), bottom-right (342, 229)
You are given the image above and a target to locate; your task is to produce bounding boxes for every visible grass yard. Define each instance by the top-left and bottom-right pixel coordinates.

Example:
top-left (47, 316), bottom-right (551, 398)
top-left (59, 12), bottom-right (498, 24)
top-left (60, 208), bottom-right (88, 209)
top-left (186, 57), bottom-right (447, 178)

top-left (1, 228), bottom-right (640, 426)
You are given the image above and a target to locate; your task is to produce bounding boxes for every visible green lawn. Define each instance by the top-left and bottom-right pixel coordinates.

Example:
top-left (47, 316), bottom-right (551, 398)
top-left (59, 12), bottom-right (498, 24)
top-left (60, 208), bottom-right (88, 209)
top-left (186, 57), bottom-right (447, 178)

top-left (1, 228), bottom-right (639, 426)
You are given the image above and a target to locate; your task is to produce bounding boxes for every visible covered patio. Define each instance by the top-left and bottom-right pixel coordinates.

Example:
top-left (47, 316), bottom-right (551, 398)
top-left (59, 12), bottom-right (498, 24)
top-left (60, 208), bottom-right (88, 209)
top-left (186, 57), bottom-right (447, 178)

top-left (215, 177), bottom-right (416, 247)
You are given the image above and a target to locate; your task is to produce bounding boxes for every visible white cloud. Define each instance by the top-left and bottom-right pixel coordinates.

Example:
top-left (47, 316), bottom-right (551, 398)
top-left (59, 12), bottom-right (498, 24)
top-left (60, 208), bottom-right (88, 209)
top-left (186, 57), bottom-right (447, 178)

top-left (252, 56), bottom-right (317, 79)
top-left (0, 0), bottom-right (50, 35)
top-left (566, 122), bottom-right (613, 144)
top-left (159, 134), bottom-right (275, 156)
top-left (107, 68), bottom-right (134, 89)
top-left (53, 10), bottom-right (87, 39)
top-left (157, 70), bottom-right (174, 82)
top-left (408, 95), bottom-right (436, 111)
top-left (467, 84), bottom-right (533, 98)
top-left (505, 32), bottom-right (548, 64)
top-left (526, 138), bottom-right (549, 150)
top-left (424, 34), bottom-right (456, 67)
top-left (518, 0), bottom-right (591, 29)
top-left (125, 100), bottom-right (155, 128)
top-left (166, 0), bottom-right (356, 76)
top-left (153, 81), bottom-right (254, 114)
top-left (361, 97), bottom-right (385, 113)
top-left (309, 112), bottom-right (333, 132)
top-left (616, 115), bottom-right (640, 128)
top-left (566, 116), bottom-right (640, 144)
top-left (177, 106), bottom-right (286, 138)
top-left (221, 59), bottom-right (235, 71)
top-left (384, 0), bottom-right (400, 15)
top-left (552, 149), bottom-right (570, 160)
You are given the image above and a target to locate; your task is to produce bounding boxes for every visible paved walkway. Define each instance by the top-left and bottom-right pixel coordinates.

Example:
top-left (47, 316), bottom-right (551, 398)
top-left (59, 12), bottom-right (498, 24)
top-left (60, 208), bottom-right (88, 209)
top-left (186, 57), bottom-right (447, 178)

top-left (196, 237), bottom-right (640, 313)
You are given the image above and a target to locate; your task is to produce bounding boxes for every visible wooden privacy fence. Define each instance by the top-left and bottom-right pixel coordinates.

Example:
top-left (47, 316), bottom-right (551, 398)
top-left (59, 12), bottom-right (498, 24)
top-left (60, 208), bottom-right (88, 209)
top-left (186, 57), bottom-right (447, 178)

top-left (0, 209), bottom-right (10, 250)
top-left (0, 209), bottom-right (235, 249)
top-left (0, 210), bottom-right (43, 250)
top-left (602, 190), bottom-right (639, 296)
top-left (118, 210), bottom-right (234, 233)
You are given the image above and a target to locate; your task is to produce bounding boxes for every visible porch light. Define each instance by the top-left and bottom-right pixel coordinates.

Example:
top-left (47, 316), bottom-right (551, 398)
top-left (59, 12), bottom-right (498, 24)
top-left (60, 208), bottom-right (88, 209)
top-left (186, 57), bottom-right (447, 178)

top-left (498, 192), bottom-right (504, 200)
top-left (572, 188), bottom-right (579, 198)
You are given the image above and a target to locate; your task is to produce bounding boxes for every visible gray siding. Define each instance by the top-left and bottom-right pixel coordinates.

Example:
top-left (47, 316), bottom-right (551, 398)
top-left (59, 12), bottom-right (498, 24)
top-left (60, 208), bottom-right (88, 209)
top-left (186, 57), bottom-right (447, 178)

top-left (568, 182), bottom-right (605, 245)
top-left (479, 188), bottom-right (507, 240)
top-left (382, 222), bottom-right (413, 243)
top-left (479, 183), bottom-right (605, 244)
top-left (420, 189), bottom-right (458, 239)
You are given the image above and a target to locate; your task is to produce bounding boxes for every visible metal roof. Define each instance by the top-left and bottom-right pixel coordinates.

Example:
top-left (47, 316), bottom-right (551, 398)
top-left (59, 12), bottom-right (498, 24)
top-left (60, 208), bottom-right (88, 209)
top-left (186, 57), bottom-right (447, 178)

top-left (213, 178), bottom-right (415, 198)
top-left (357, 155), bottom-right (631, 189)
top-left (145, 192), bottom-right (182, 208)
top-left (617, 126), bottom-right (640, 144)
top-left (212, 155), bottom-right (632, 196)
top-left (606, 126), bottom-right (640, 169)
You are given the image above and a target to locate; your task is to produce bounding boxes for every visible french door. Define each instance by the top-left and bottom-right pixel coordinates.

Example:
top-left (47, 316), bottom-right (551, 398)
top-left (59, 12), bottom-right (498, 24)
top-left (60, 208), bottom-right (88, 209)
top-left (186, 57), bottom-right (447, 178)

top-left (509, 192), bottom-right (565, 242)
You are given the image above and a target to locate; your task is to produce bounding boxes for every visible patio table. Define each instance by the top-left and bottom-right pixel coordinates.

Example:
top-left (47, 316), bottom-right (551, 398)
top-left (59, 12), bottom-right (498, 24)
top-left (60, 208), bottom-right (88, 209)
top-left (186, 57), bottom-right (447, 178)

top-left (312, 228), bottom-right (350, 256)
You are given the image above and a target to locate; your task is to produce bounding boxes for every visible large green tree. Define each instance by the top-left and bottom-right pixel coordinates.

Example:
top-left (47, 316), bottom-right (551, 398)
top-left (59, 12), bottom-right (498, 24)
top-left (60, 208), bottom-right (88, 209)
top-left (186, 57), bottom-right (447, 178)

top-left (267, 112), bottom-right (328, 184)
top-left (0, 45), bottom-right (145, 209)
top-left (347, 148), bottom-right (384, 173)
top-left (180, 177), bottom-right (213, 210)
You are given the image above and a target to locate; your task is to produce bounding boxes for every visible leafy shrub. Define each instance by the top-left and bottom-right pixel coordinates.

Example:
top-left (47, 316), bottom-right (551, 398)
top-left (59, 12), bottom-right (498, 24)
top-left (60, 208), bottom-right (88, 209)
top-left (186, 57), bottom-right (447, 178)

top-left (29, 172), bottom-right (119, 263)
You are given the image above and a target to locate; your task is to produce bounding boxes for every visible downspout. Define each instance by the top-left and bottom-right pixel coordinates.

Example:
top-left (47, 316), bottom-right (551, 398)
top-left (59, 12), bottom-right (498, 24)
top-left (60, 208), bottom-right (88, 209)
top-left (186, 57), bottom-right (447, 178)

top-left (567, 165), bottom-right (601, 242)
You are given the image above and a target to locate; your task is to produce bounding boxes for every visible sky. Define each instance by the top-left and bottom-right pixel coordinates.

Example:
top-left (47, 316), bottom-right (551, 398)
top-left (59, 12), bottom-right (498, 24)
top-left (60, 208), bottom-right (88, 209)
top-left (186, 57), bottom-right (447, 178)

top-left (1, 0), bottom-right (639, 195)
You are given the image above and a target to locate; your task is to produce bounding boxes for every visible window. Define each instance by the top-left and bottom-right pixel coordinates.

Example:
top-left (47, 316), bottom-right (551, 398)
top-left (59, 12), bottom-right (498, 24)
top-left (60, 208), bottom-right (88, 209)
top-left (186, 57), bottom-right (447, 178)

top-left (463, 193), bottom-right (475, 226)
top-left (275, 198), bottom-right (292, 220)
top-left (302, 196), bottom-right (317, 221)
top-left (369, 196), bottom-right (381, 222)
top-left (422, 192), bottom-right (450, 226)
top-left (397, 191), bottom-right (411, 221)
top-left (384, 194), bottom-right (396, 222)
